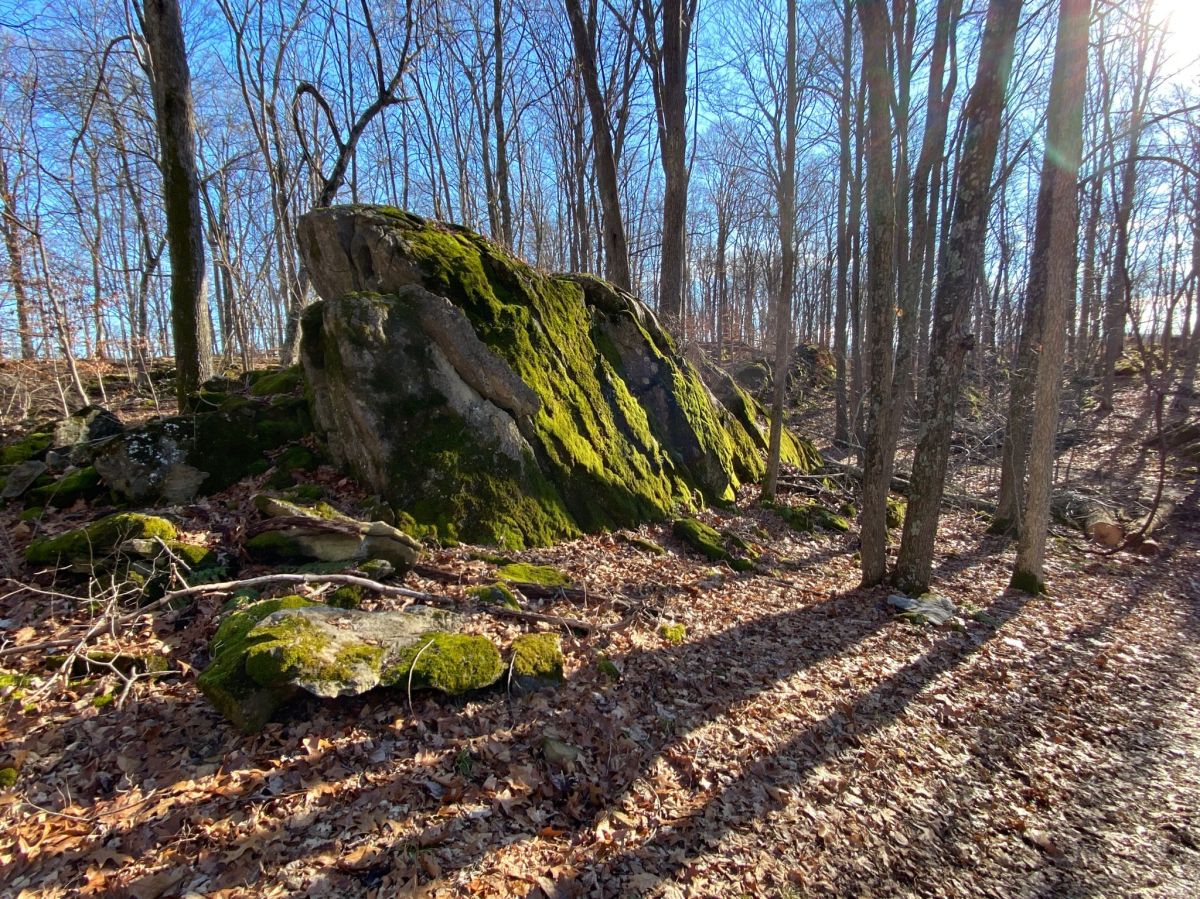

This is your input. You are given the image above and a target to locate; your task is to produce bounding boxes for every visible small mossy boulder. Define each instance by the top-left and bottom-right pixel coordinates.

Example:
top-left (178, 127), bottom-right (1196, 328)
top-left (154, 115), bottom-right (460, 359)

top-left (0, 431), bottom-right (53, 467)
top-left (26, 513), bottom-right (177, 569)
top-left (671, 518), bottom-right (755, 571)
top-left (510, 633), bottom-right (565, 692)
top-left (0, 767), bottom-right (17, 788)
top-left (658, 622), bottom-right (687, 644)
top-left (468, 582), bottom-right (520, 609)
top-left (887, 496), bottom-right (907, 530)
top-left (496, 562), bottom-right (571, 587)
top-left (199, 600), bottom-right (496, 731)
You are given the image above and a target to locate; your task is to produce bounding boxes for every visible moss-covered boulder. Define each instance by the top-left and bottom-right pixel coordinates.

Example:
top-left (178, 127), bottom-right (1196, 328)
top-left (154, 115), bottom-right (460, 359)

top-left (510, 633), bottom-right (565, 693)
top-left (197, 599), bottom-right (495, 731)
top-left (92, 397), bottom-right (312, 504)
top-left (0, 431), bottom-right (53, 467)
top-left (245, 494), bottom-right (421, 569)
top-left (26, 512), bottom-right (177, 569)
top-left (297, 206), bottom-right (819, 549)
top-left (671, 517), bottom-right (755, 571)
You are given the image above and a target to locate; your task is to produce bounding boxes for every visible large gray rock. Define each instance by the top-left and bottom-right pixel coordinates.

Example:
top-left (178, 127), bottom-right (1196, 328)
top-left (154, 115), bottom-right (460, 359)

top-left (297, 205), bottom-right (820, 549)
top-left (197, 598), bottom-right (502, 731)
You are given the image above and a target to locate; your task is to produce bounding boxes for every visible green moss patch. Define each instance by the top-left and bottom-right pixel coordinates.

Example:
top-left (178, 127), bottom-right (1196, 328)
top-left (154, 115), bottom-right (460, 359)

top-left (29, 466), bottom-right (104, 508)
top-left (658, 622), bottom-right (687, 644)
top-left (382, 632), bottom-right (503, 694)
top-left (496, 562), bottom-right (570, 587)
top-left (0, 767), bottom-right (17, 788)
top-left (0, 432), bottom-right (52, 467)
top-left (249, 366), bottom-right (303, 397)
top-left (510, 633), bottom-right (564, 689)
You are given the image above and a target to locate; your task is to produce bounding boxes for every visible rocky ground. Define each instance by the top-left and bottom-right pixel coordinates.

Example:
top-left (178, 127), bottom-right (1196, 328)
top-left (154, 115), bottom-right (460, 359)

top-left (1, 377), bottom-right (1197, 898)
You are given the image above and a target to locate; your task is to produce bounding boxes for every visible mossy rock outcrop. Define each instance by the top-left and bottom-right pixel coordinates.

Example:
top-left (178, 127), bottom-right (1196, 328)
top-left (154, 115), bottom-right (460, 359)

top-left (91, 397), bottom-right (312, 504)
top-left (197, 598), bottom-right (497, 732)
top-left (297, 206), bottom-right (819, 549)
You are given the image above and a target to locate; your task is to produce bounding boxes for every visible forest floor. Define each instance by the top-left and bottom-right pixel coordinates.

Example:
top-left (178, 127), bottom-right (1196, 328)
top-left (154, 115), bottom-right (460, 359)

top-left (1, 379), bottom-right (1198, 897)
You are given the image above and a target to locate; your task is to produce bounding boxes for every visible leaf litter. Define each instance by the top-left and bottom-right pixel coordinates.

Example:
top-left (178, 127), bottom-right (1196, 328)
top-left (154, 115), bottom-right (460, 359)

top-left (1, 387), bottom-right (1198, 897)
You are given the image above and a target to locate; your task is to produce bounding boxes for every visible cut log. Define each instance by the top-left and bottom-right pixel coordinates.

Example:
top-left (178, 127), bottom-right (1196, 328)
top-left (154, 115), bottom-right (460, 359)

top-left (1050, 491), bottom-right (1124, 546)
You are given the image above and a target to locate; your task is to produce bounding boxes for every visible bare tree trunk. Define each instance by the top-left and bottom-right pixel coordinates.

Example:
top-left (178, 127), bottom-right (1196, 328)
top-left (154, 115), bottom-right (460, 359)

top-left (855, 0), bottom-right (898, 586)
top-left (491, 0), bottom-right (514, 247)
top-left (894, 0), bottom-right (1024, 595)
top-left (565, 0), bottom-right (632, 290)
top-left (0, 154), bottom-right (36, 360)
top-left (141, 0), bottom-right (214, 408)
top-left (833, 0), bottom-right (852, 447)
top-left (764, 0), bottom-right (798, 500)
top-left (1012, 0), bottom-right (1091, 591)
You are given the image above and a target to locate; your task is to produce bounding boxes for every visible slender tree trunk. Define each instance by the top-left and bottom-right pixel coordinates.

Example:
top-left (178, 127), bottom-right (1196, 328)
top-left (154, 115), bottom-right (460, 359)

top-left (894, 0), bottom-right (1024, 595)
top-left (492, 0), bottom-right (514, 247)
top-left (833, 0), bottom-right (852, 447)
top-left (764, 0), bottom-right (799, 500)
top-left (855, 0), bottom-right (898, 586)
top-left (1013, 0), bottom-right (1091, 591)
top-left (0, 154), bottom-right (36, 360)
top-left (142, 0), bottom-right (214, 408)
top-left (565, 0), bottom-right (632, 290)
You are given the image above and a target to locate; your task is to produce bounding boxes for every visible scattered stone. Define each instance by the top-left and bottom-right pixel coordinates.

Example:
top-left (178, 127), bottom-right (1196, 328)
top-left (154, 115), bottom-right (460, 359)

top-left (540, 736), bottom-right (582, 772)
top-left (245, 496), bottom-right (421, 570)
top-left (1, 460), bottom-right (47, 499)
top-left (469, 583), bottom-right (521, 609)
top-left (887, 593), bottom-right (958, 626)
